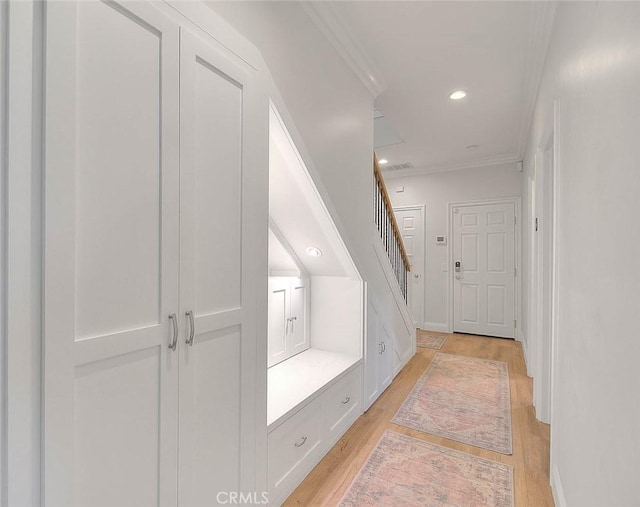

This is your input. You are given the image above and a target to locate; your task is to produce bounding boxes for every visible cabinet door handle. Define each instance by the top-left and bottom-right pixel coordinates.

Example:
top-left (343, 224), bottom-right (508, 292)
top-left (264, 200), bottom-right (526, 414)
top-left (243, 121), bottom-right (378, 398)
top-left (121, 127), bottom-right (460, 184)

top-left (341, 396), bottom-right (351, 405)
top-left (294, 436), bottom-right (307, 448)
top-left (168, 313), bottom-right (178, 351)
top-left (185, 310), bottom-right (195, 346)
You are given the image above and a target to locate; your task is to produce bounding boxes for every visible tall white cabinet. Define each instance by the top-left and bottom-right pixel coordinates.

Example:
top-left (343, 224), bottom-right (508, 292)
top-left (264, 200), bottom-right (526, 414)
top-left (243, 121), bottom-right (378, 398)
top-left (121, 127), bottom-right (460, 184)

top-left (42, 2), bottom-right (266, 506)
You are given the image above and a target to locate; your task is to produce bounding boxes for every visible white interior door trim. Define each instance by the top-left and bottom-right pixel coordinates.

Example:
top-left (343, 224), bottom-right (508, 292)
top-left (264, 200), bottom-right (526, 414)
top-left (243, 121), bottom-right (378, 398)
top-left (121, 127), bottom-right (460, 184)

top-left (447, 196), bottom-right (522, 336)
top-left (4, 2), bottom-right (44, 505)
top-left (531, 99), bottom-right (559, 430)
top-left (549, 98), bottom-right (561, 479)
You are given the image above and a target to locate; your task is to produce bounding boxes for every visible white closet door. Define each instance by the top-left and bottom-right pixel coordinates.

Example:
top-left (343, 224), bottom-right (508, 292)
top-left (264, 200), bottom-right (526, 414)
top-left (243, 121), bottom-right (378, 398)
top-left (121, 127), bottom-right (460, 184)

top-left (379, 325), bottom-right (394, 390)
top-left (43, 2), bottom-right (180, 506)
top-left (289, 279), bottom-right (309, 356)
top-left (365, 299), bottom-right (381, 409)
top-left (178, 29), bottom-right (260, 506)
top-left (268, 278), bottom-right (290, 367)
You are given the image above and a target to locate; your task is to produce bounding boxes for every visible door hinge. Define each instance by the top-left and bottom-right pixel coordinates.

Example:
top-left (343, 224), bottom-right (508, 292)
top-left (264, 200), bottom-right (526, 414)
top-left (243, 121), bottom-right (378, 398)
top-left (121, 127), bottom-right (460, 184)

top-left (514, 267), bottom-right (517, 277)
top-left (514, 215), bottom-right (517, 225)
top-left (514, 319), bottom-right (517, 328)
top-left (535, 217), bottom-right (539, 231)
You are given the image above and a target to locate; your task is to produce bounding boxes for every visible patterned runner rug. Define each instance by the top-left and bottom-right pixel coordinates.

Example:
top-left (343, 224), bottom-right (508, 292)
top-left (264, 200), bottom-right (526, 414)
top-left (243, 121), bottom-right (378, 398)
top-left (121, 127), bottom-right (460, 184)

top-left (416, 330), bottom-right (447, 349)
top-left (339, 430), bottom-right (514, 507)
top-left (392, 352), bottom-right (512, 454)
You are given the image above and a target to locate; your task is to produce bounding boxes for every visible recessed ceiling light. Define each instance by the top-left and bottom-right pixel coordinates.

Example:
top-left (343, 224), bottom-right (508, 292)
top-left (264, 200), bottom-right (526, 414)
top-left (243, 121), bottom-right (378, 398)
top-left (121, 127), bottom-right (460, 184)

top-left (465, 144), bottom-right (479, 150)
top-left (306, 246), bottom-right (323, 257)
top-left (379, 158), bottom-right (388, 165)
top-left (449, 90), bottom-right (467, 100)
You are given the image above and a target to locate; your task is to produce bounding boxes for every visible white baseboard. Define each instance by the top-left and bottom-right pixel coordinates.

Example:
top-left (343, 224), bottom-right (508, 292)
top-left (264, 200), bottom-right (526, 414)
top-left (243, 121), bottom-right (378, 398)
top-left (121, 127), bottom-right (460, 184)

top-left (517, 329), bottom-right (531, 376)
top-left (551, 465), bottom-right (566, 507)
top-left (421, 322), bottom-right (449, 333)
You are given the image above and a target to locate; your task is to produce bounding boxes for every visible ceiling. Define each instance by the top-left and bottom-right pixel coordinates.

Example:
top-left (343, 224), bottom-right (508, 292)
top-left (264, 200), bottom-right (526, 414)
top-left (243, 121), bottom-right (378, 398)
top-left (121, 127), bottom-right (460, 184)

top-left (304, 1), bottom-right (556, 176)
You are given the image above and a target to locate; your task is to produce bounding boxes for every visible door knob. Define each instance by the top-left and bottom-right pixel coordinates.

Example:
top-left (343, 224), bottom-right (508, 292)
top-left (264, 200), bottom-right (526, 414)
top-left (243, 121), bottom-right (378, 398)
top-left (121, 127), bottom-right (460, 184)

top-left (455, 275), bottom-right (461, 280)
top-left (413, 274), bottom-right (420, 278)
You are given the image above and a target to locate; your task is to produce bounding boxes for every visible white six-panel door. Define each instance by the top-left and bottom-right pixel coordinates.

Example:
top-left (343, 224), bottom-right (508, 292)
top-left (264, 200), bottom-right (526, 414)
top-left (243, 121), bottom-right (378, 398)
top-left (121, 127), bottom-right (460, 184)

top-left (43, 2), bottom-right (180, 505)
top-left (394, 207), bottom-right (425, 328)
top-left (452, 203), bottom-right (516, 338)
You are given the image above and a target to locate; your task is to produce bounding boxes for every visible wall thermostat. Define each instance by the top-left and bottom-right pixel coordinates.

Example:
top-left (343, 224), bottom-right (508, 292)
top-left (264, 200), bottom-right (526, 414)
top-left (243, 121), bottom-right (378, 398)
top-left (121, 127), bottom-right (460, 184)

top-left (436, 236), bottom-right (447, 245)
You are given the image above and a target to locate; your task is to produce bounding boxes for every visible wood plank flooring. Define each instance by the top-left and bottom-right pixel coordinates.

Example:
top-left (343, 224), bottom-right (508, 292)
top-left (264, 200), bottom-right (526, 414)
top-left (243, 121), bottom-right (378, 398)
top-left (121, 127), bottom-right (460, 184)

top-left (283, 333), bottom-right (554, 507)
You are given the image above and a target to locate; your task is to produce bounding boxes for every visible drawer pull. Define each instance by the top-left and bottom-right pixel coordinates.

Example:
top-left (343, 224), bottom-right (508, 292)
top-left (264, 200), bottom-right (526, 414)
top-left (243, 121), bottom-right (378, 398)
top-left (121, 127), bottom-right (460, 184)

top-left (294, 436), bottom-right (308, 448)
top-left (341, 396), bottom-right (351, 405)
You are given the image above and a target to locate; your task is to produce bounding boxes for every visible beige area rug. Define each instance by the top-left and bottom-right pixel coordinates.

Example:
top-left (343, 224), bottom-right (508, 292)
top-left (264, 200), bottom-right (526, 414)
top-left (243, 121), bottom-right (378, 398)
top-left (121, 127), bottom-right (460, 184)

top-left (416, 330), bottom-right (448, 349)
top-left (392, 352), bottom-right (513, 454)
top-left (339, 430), bottom-right (514, 507)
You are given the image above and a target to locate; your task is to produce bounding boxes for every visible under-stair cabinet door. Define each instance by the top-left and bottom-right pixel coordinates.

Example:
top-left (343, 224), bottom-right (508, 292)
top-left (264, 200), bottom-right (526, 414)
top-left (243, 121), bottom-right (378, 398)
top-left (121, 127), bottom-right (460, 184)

top-left (43, 2), bottom-right (180, 506)
top-left (268, 278), bottom-right (290, 367)
top-left (289, 279), bottom-right (309, 356)
top-left (267, 278), bottom-right (309, 366)
top-left (178, 30), bottom-right (262, 506)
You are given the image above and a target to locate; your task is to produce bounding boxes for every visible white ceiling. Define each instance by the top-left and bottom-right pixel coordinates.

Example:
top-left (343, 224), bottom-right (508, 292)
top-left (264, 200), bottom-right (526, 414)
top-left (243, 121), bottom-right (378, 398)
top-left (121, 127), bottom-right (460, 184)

top-left (304, 1), bottom-right (556, 176)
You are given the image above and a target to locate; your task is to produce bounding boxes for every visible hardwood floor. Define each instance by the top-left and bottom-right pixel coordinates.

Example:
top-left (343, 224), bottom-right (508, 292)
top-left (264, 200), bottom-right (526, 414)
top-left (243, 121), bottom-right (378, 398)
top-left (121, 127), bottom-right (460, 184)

top-left (283, 333), bottom-right (554, 507)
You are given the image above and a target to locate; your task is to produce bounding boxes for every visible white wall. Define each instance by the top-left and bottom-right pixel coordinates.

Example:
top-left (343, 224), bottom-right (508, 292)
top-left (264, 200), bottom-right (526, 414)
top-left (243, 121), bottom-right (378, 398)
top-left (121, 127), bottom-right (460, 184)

top-left (310, 277), bottom-right (362, 358)
top-left (209, 2), bottom-right (414, 364)
top-left (387, 163), bottom-right (522, 330)
top-left (521, 3), bottom-right (640, 506)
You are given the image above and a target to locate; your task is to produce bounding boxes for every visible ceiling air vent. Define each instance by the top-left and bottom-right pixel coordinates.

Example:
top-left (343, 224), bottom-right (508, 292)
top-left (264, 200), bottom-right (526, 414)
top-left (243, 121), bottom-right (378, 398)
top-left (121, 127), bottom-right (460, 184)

top-left (383, 162), bottom-right (414, 172)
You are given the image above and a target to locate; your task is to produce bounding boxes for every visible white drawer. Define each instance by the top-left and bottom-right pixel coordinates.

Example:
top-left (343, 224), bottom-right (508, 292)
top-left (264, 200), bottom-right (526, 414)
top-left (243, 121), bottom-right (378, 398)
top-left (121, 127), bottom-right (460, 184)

top-left (323, 366), bottom-right (362, 440)
top-left (268, 397), bottom-right (323, 501)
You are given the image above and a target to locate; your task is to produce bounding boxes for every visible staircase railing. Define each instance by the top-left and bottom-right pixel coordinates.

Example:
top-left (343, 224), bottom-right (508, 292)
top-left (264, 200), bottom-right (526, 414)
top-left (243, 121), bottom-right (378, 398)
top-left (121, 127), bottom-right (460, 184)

top-left (373, 155), bottom-right (411, 301)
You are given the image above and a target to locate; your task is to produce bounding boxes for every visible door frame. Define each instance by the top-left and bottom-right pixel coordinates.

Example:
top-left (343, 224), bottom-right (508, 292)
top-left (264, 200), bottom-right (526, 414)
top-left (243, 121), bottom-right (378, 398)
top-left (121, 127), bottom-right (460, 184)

top-left (393, 205), bottom-right (426, 329)
top-left (447, 197), bottom-right (521, 336)
top-left (3, 2), bottom-right (44, 505)
top-left (530, 102), bottom-right (559, 426)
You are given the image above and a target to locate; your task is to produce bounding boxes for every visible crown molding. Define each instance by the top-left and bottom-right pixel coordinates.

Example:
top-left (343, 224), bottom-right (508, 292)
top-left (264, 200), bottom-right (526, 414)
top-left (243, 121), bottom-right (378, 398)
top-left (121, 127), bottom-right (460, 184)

top-left (515, 1), bottom-right (558, 159)
top-left (301, 2), bottom-right (387, 98)
top-left (382, 153), bottom-right (521, 180)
